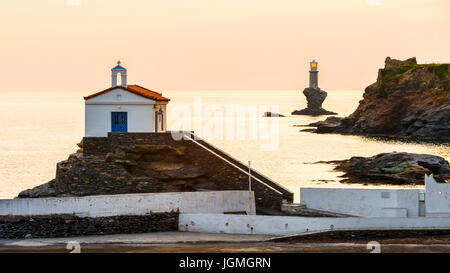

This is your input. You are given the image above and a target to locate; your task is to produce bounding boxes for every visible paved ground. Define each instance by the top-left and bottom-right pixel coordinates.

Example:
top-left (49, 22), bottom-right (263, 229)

top-left (1, 242), bottom-right (450, 253)
top-left (0, 232), bottom-right (270, 247)
top-left (1, 231), bottom-right (449, 253)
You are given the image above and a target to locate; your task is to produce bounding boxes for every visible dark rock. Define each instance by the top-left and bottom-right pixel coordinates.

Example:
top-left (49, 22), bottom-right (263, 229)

top-left (304, 116), bottom-right (343, 133)
top-left (317, 152), bottom-right (450, 185)
top-left (292, 88), bottom-right (337, 116)
top-left (418, 161), bottom-right (441, 174)
top-left (17, 179), bottom-right (56, 198)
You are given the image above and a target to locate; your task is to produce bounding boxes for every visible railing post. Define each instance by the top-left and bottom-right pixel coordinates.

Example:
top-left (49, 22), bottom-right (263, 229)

top-left (249, 160), bottom-right (253, 215)
top-left (248, 160), bottom-right (252, 192)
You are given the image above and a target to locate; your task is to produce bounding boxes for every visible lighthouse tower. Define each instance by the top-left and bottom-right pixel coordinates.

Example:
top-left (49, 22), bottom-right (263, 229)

top-left (291, 59), bottom-right (337, 116)
top-left (309, 60), bottom-right (319, 89)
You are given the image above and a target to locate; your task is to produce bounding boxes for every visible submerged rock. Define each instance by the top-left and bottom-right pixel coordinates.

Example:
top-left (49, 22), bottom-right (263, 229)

top-left (263, 112), bottom-right (285, 117)
top-left (307, 116), bottom-right (343, 133)
top-left (305, 57), bottom-right (450, 140)
top-left (319, 152), bottom-right (450, 185)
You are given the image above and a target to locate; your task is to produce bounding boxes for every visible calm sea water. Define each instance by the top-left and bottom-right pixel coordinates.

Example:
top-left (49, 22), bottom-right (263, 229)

top-left (0, 90), bottom-right (448, 202)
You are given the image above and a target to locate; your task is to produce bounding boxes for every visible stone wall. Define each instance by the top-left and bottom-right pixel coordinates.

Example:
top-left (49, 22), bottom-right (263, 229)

top-left (82, 137), bottom-right (110, 156)
top-left (0, 211), bottom-right (178, 239)
top-left (56, 132), bottom-right (292, 211)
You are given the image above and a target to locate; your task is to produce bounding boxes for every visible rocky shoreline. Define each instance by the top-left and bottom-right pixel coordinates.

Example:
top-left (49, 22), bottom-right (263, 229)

top-left (303, 57), bottom-right (450, 140)
top-left (316, 152), bottom-right (450, 185)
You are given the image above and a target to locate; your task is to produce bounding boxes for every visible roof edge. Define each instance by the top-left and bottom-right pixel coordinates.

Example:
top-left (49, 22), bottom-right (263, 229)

top-left (84, 85), bottom-right (170, 102)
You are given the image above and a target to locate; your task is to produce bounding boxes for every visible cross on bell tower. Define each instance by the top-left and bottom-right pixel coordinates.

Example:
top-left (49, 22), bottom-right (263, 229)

top-left (111, 61), bottom-right (127, 87)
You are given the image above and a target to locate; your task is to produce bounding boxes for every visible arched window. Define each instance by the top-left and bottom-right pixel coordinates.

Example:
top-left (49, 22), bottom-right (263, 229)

top-left (116, 72), bottom-right (122, 86)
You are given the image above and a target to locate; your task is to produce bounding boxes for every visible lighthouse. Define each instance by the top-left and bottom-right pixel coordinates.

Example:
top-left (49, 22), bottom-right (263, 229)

top-left (309, 60), bottom-right (318, 89)
top-left (291, 60), bottom-right (337, 116)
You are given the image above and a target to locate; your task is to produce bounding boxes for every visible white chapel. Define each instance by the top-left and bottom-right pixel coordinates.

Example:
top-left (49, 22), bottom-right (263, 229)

top-left (84, 62), bottom-right (170, 137)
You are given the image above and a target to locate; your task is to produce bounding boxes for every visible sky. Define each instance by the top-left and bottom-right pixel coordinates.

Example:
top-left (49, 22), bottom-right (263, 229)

top-left (0, 0), bottom-right (449, 92)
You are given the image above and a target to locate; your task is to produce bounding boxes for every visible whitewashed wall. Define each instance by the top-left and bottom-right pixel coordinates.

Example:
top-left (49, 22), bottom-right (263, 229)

top-left (85, 88), bottom-right (155, 137)
top-left (179, 214), bottom-right (450, 235)
top-left (425, 174), bottom-right (450, 217)
top-left (300, 188), bottom-right (422, 217)
top-left (85, 104), bottom-right (155, 137)
top-left (0, 191), bottom-right (255, 217)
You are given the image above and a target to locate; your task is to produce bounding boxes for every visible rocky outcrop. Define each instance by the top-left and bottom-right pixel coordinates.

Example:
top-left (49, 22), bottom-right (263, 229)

top-left (18, 144), bottom-right (216, 198)
top-left (292, 88), bottom-right (337, 116)
top-left (53, 145), bottom-right (218, 197)
top-left (319, 152), bottom-right (450, 185)
top-left (305, 57), bottom-right (450, 140)
top-left (19, 133), bottom-right (293, 210)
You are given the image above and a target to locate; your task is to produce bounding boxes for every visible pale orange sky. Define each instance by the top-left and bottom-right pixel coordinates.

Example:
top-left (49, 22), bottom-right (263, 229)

top-left (1, 0), bottom-right (449, 92)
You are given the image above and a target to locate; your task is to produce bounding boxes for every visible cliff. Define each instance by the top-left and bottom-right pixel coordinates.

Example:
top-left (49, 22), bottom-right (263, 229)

top-left (306, 57), bottom-right (450, 140)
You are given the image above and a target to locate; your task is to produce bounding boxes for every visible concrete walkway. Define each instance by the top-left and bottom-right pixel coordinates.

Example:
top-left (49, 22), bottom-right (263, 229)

top-left (0, 231), bottom-right (449, 253)
top-left (0, 232), bottom-right (271, 247)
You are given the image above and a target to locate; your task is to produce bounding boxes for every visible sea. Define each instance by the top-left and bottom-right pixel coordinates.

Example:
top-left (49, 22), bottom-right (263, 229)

top-left (1, 90), bottom-right (448, 202)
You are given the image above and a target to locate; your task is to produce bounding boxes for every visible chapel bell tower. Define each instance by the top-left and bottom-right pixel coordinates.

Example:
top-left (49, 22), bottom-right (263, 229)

top-left (112, 61), bottom-right (127, 87)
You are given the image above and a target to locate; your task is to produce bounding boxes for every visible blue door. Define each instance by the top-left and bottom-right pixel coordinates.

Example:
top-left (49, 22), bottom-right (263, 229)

top-left (111, 112), bottom-right (127, 132)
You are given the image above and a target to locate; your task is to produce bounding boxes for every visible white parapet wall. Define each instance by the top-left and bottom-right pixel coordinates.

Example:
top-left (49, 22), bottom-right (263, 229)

top-left (300, 187), bottom-right (423, 217)
top-left (0, 191), bottom-right (255, 217)
top-left (299, 174), bottom-right (450, 218)
top-left (425, 174), bottom-right (450, 217)
top-left (179, 214), bottom-right (450, 235)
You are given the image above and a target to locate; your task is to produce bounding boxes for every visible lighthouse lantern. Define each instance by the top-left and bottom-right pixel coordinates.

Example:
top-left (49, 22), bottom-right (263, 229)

top-left (310, 60), bottom-right (318, 71)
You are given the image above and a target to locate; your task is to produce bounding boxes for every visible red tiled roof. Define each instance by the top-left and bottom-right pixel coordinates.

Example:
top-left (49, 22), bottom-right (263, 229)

top-left (84, 84), bottom-right (170, 102)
